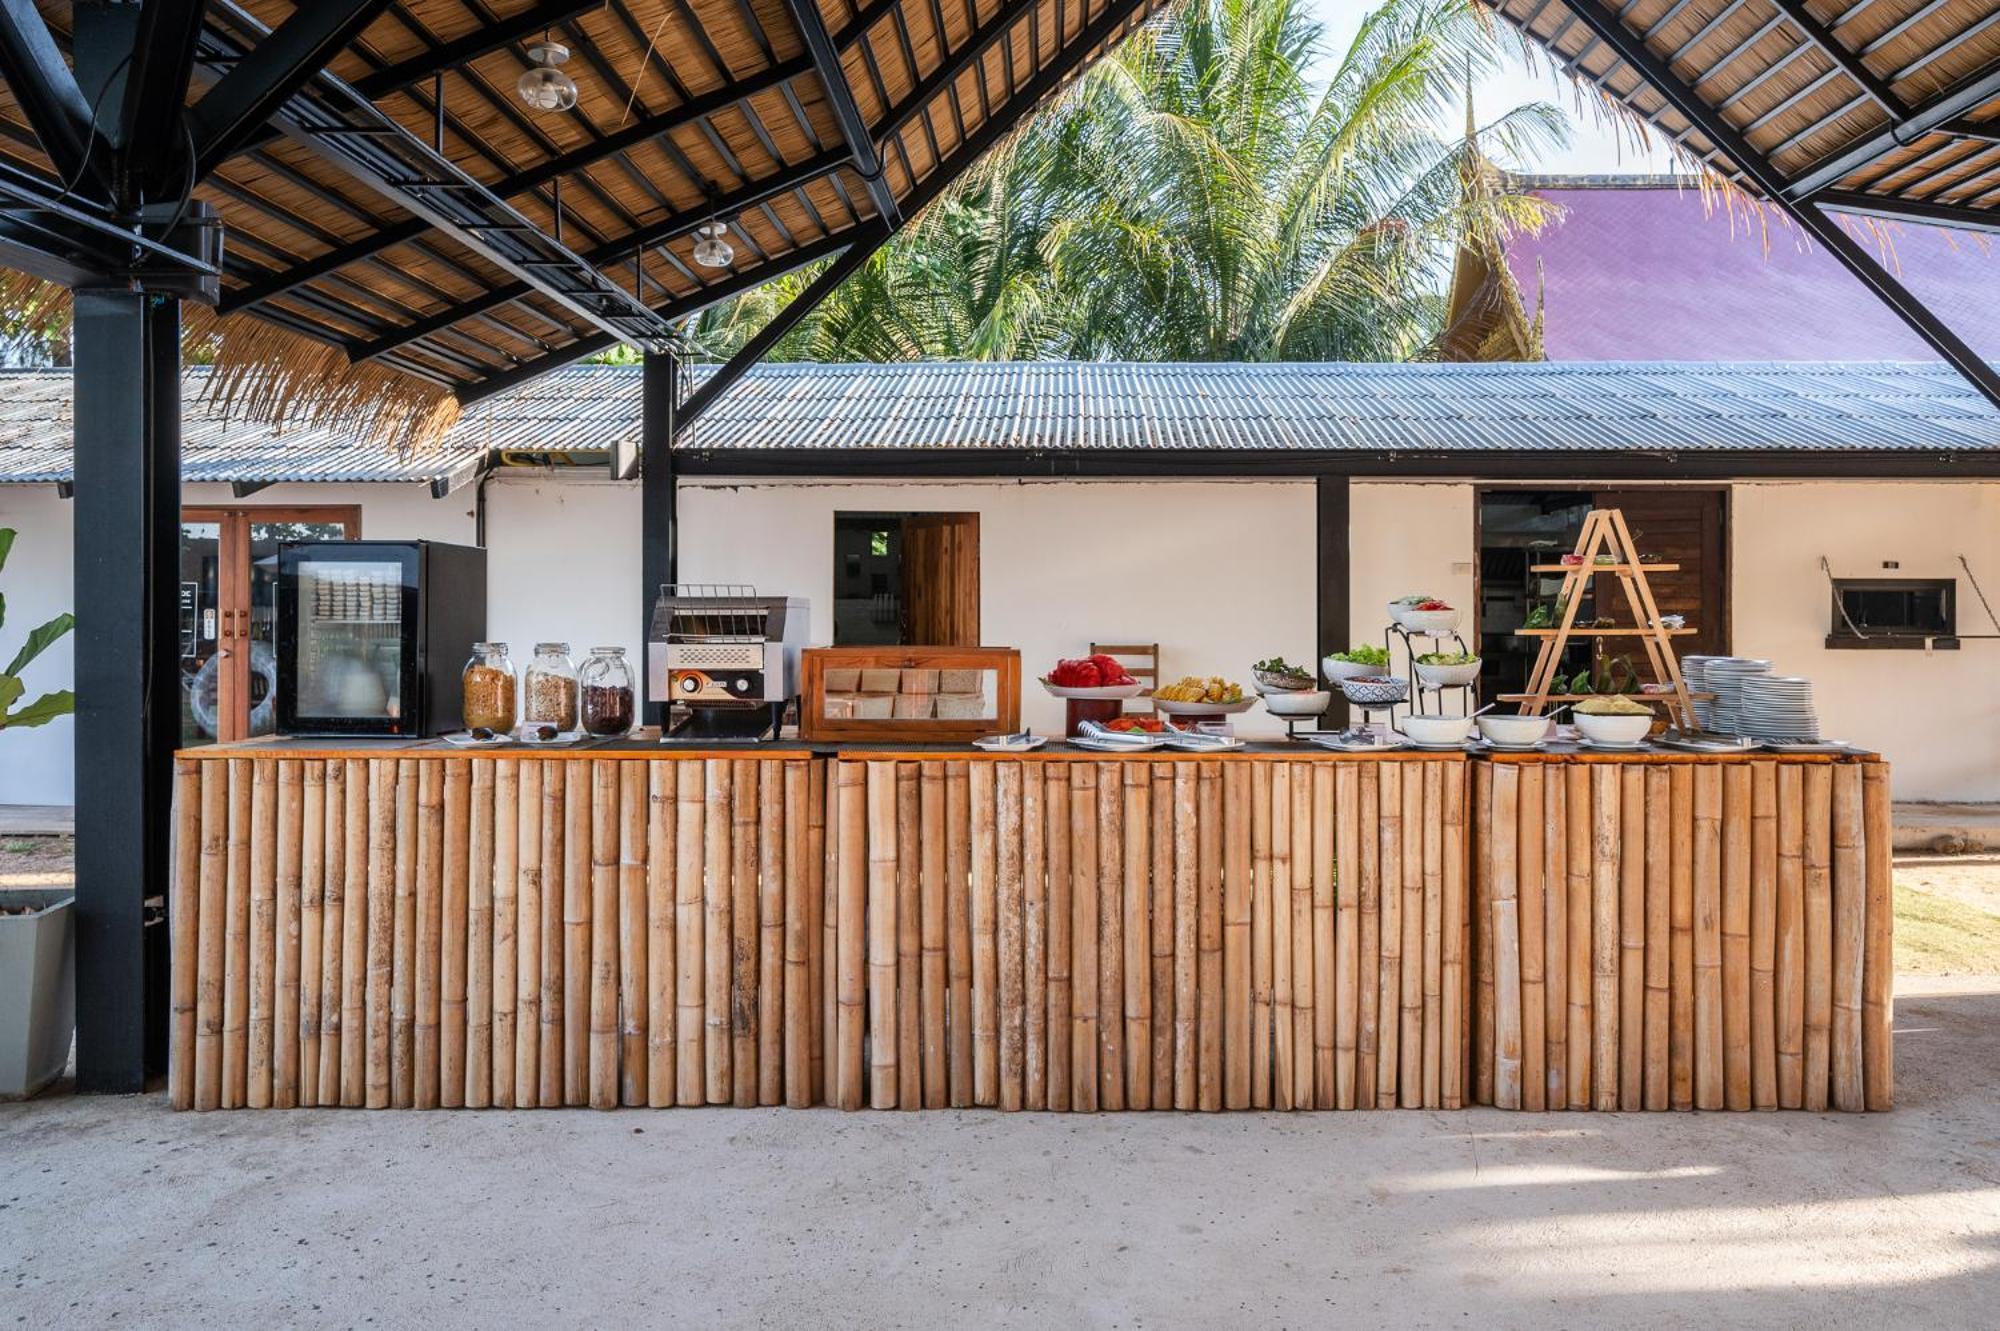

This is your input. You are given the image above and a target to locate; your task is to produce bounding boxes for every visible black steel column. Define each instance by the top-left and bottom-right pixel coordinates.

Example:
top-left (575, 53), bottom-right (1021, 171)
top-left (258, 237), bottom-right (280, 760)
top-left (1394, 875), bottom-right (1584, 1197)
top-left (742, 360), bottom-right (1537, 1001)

top-left (641, 350), bottom-right (678, 728)
top-left (71, 287), bottom-right (181, 1092)
top-left (1316, 476), bottom-right (1350, 728)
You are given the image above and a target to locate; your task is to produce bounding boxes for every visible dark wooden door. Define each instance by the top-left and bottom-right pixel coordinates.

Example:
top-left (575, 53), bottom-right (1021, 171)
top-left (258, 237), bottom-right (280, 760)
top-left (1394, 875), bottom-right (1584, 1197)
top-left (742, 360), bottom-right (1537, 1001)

top-left (903, 513), bottom-right (980, 646)
top-left (1593, 489), bottom-right (1729, 666)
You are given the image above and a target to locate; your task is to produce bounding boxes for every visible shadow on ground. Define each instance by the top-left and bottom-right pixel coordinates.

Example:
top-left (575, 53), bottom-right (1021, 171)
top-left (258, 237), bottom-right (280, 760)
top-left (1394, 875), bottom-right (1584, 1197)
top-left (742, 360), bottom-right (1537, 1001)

top-left (2, 984), bottom-right (1996, 1328)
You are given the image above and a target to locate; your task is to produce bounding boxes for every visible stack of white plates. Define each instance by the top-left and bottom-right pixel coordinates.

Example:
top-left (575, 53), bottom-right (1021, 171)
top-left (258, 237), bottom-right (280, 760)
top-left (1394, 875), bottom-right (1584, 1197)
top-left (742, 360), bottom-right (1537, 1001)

top-left (1740, 675), bottom-right (1820, 741)
top-left (1681, 655), bottom-right (1718, 729)
top-left (1701, 657), bottom-right (1772, 734)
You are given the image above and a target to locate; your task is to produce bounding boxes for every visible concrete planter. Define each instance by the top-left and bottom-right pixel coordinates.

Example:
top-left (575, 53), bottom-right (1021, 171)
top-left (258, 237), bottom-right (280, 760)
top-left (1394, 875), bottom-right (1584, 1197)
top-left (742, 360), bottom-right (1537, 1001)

top-left (0, 891), bottom-right (74, 1099)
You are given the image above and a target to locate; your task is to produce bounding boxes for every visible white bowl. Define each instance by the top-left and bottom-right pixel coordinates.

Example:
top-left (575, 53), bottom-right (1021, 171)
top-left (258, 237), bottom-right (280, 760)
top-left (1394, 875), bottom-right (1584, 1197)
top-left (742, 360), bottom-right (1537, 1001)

top-left (1572, 710), bottom-right (1654, 745)
top-left (1323, 656), bottom-right (1385, 684)
top-left (1041, 679), bottom-right (1146, 700)
top-left (1477, 714), bottom-right (1552, 748)
top-left (1153, 694), bottom-right (1259, 716)
top-left (1398, 714), bottom-right (1473, 747)
top-left (1414, 658), bottom-right (1481, 689)
top-left (1396, 607), bottom-right (1462, 635)
top-left (1261, 689), bottom-right (1329, 717)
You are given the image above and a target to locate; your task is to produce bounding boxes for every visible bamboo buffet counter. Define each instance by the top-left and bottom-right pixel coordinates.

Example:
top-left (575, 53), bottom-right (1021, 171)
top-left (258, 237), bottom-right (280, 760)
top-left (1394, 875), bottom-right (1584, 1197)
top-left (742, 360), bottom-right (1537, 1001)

top-left (165, 741), bottom-right (1891, 1115)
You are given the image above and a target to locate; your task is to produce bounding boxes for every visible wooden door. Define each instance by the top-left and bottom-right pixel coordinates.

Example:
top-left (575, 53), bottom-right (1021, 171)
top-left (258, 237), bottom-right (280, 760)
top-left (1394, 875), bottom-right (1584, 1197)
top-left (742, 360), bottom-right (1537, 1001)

top-left (902, 513), bottom-right (980, 646)
top-left (1593, 489), bottom-right (1729, 665)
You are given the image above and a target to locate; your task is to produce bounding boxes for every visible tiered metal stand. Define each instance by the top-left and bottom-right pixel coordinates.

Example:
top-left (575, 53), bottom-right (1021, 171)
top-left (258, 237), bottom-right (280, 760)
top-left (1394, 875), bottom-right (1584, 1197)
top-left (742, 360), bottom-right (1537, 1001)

top-left (1386, 622), bottom-right (1475, 719)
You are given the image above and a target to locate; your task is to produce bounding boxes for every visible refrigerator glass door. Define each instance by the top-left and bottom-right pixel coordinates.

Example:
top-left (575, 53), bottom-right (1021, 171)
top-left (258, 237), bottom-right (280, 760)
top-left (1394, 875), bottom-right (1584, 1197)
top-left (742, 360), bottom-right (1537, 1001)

top-left (285, 546), bottom-right (419, 732)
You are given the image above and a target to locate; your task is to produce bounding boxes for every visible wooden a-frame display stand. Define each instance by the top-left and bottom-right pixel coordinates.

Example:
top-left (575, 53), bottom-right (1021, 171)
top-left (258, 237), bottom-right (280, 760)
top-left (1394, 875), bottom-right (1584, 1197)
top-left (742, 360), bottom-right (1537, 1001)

top-left (1504, 507), bottom-right (1704, 731)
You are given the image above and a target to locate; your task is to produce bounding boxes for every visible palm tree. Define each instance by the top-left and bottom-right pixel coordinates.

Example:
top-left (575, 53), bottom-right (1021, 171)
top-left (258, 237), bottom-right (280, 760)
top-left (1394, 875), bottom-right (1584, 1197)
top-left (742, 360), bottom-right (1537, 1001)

top-left (684, 0), bottom-right (1564, 364)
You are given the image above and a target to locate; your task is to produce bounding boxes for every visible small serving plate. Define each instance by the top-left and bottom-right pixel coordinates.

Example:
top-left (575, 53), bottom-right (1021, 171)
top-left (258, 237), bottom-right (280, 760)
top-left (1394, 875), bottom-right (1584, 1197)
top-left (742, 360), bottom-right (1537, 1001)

top-left (439, 729), bottom-right (514, 748)
top-left (1069, 735), bottom-right (1167, 753)
top-left (1163, 733), bottom-right (1244, 752)
top-left (514, 728), bottom-right (586, 747)
top-left (1041, 679), bottom-right (1147, 700)
top-left (1153, 695), bottom-right (1259, 717)
top-left (1760, 740), bottom-right (1853, 754)
top-left (1575, 737), bottom-right (1649, 752)
top-left (974, 733), bottom-right (1047, 753)
top-left (1304, 732), bottom-right (1410, 753)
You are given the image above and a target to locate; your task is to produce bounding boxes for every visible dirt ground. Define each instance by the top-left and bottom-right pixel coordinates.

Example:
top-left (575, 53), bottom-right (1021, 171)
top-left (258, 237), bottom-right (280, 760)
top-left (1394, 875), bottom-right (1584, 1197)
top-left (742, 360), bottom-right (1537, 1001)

top-left (0, 834), bottom-right (73, 889)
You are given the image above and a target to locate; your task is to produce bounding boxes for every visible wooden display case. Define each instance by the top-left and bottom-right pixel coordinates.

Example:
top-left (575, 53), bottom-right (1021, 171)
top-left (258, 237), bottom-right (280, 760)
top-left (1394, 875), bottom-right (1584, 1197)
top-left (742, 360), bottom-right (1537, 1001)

top-left (800, 646), bottom-right (1020, 742)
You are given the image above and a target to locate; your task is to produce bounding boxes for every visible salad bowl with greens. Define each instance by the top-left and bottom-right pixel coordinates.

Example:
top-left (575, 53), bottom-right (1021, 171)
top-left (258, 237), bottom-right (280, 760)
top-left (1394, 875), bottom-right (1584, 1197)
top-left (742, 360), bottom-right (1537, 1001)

top-left (1323, 644), bottom-right (1390, 684)
top-left (1414, 650), bottom-right (1482, 689)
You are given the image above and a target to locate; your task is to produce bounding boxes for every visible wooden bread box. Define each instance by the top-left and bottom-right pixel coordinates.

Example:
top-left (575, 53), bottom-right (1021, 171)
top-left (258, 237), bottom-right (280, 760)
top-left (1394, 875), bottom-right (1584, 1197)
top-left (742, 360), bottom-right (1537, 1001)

top-left (800, 646), bottom-right (1021, 742)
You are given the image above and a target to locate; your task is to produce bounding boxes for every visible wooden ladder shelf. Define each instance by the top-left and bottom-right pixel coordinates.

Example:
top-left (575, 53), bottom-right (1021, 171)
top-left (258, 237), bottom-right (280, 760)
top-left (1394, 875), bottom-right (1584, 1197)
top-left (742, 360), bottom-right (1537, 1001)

top-left (1508, 507), bottom-right (1701, 731)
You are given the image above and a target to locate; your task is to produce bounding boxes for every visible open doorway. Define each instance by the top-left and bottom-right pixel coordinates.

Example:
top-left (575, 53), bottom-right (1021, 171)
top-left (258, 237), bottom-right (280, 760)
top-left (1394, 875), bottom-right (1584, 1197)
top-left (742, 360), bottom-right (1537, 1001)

top-left (833, 512), bottom-right (980, 646)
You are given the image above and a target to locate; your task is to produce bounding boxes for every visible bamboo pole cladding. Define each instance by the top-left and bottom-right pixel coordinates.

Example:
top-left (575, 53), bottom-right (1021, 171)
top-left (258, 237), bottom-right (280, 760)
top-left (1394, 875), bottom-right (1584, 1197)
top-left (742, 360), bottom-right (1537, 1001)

top-left (1469, 754), bottom-right (1892, 1113)
top-left (169, 748), bottom-right (1886, 1113)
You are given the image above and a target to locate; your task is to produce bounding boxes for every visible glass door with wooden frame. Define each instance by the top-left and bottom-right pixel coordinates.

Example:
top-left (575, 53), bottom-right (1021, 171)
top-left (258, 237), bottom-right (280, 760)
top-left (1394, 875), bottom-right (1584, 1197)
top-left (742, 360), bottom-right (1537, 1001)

top-left (181, 506), bottom-right (359, 745)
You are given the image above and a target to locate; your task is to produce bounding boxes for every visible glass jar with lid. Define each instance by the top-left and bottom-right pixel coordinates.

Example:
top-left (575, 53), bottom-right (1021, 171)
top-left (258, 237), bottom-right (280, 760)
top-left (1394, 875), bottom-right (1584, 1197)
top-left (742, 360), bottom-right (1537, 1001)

top-left (522, 641), bottom-right (579, 732)
top-left (579, 646), bottom-right (636, 736)
top-left (460, 642), bottom-right (517, 733)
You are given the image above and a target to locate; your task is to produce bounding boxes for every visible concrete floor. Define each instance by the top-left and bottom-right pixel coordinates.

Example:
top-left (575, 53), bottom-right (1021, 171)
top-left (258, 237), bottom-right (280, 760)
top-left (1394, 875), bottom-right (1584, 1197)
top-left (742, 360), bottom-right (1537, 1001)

top-left (2, 980), bottom-right (1996, 1328)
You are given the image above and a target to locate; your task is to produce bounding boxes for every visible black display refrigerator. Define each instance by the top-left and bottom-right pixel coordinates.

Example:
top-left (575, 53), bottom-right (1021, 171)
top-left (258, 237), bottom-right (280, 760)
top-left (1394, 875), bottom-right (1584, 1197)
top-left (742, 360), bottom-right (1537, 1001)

top-left (276, 540), bottom-right (486, 737)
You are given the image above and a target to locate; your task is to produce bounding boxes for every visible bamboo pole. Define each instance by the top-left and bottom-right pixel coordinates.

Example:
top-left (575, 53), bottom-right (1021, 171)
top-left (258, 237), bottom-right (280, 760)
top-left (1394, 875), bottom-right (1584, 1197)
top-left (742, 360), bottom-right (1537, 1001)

top-left (970, 761), bottom-right (999, 1107)
top-left (490, 760), bottom-right (518, 1108)
top-left (1025, 763), bottom-right (1050, 1110)
top-left (1122, 764), bottom-right (1151, 1110)
top-left (731, 760), bottom-right (760, 1108)
top-left (761, 761), bottom-right (787, 1107)
top-left (1618, 766), bottom-right (1644, 1112)
top-left (273, 762), bottom-right (303, 1109)
top-left (1565, 765), bottom-right (1592, 1111)
top-left (676, 760), bottom-right (705, 1106)
top-left (1749, 762), bottom-right (1778, 1111)
top-left (1492, 764), bottom-right (1522, 1110)
top-left (619, 763), bottom-right (652, 1107)
top-left (1831, 763), bottom-right (1866, 1112)
top-left (1541, 763), bottom-right (1567, 1109)
top-left (783, 761), bottom-right (809, 1108)
top-left (516, 761), bottom-right (544, 1106)
top-left (340, 759), bottom-right (369, 1107)
top-left (314, 761), bottom-right (345, 1107)
top-left (1356, 763), bottom-right (1380, 1108)
top-left (1643, 767), bottom-right (1670, 1111)
top-left (391, 760), bottom-right (418, 1109)
top-left (414, 761), bottom-right (444, 1109)
top-left (703, 760), bottom-right (733, 1105)
top-left (1440, 760), bottom-right (1467, 1111)
top-left (868, 761), bottom-right (901, 1109)
top-left (1046, 762), bottom-right (1074, 1111)
top-left (1098, 761), bottom-right (1127, 1111)
top-left (1221, 761), bottom-right (1251, 1111)
top-left (1668, 764), bottom-right (1693, 1111)
top-left (588, 762), bottom-right (620, 1110)
top-left (169, 761), bottom-right (201, 1110)
top-left (1311, 763), bottom-right (1335, 1108)
top-left (1516, 765), bottom-right (1547, 1112)
top-left (999, 761), bottom-right (1027, 1110)
top-left (812, 759), bottom-right (829, 1105)
top-left (1289, 763), bottom-right (1313, 1109)
top-left (1692, 764), bottom-right (1724, 1111)
top-left (1400, 764), bottom-right (1425, 1109)
top-left (1150, 765), bottom-right (1175, 1109)
top-left (222, 760), bottom-right (252, 1109)
top-left (947, 761), bottom-right (974, 1106)
top-left (1070, 761), bottom-right (1101, 1112)
top-left (1255, 762), bottom-right (1279, 1110)
top-left (1776, 763), bottom-right (1805, 1109)
top-left (896, 764), bottom-right (922, 1111)
top-left (195, 763), bottom-right (228, 1110)
top-left (835, 761), bottom-right (867, 1110)
top-left (299, 762), bottom-right (325, 1109)
top-left (248, 761), bottom-right (278, 1109)
top-left (1720, 765), bottom-right (1752, 1111)
top-left (1196, 761), bottom-right (1223, 1112)
top-left (364, 759), bottom-right (396, 1109)
top-left (1591, 766), bottom-right (1619, 1112)
top-left (1421, 762), bottom-right (1444, 1110)
top-left (441, 762), bottom-right (472, 1109)
top-left (1471, 761), bottom-right (1493, 1108)
top-left (1334, 764), bottom-right (1360, 1110)
top-left (1861, 762), bottom-right (1894, 1111)
top-left (1803, 763), bottom-right (1833, 1112)
top-left (920, 761), bottom-right (949, 1109)
top-left (1170, 763), bottom-right (1196, 1109)
top-left (463, 760), bottom-right (492, 1108)
top-left (539, 762), bottom-right (566, 1107)
top-left (562, 761), bottom-right (592, 1107)
top-left (1376, 761), bottom-right (1402, 1110)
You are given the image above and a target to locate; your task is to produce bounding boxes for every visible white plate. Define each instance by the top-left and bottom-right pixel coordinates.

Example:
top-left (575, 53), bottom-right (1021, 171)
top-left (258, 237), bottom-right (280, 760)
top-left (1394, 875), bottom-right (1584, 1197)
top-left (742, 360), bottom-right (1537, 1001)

top-left (1576, 738), bottom-right (1649, 751)
top-left (514, 728), bottom-right (586, 746)
top-left (439, 730), bottom-right (513, 748)
top-left (1479, 738), bottom-right (1550, 752)
top-left (1152, 694), bottom-right (1258, 716)
top-left (1163, 734), bottom-right (1245, 752)
top-left (1041, 679), bottom-right (1147, 700)
top-left (974, 734), bottom-right (1048, 752)
top-left (1760, 740), bottom-right (1852, 754)
top-left (1405, 738), bottom-right (1472, 751)
top-left (1304, 734), bottom-right (1410, 753)
top-left (1069, 735), bottom-right (1167, 752)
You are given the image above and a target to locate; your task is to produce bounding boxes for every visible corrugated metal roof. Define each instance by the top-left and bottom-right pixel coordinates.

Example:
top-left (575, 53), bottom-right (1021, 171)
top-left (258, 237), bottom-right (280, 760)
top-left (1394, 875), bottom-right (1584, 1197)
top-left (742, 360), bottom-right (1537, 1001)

top-left (5, 360), bottom-right (1998, 483)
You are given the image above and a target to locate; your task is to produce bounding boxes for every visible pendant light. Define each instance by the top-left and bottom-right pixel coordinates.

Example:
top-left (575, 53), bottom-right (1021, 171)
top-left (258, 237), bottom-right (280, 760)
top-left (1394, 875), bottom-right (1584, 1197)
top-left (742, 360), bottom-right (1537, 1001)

top-left (518, 41), bottom-right (579, 113)
top-left (692, 220), bottom-right (734, 269)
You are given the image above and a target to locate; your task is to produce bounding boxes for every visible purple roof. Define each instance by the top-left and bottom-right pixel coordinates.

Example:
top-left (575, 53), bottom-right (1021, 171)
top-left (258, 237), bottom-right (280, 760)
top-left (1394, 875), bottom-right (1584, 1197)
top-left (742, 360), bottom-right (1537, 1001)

top-left (1506, 181), bottom-right (2000, 362)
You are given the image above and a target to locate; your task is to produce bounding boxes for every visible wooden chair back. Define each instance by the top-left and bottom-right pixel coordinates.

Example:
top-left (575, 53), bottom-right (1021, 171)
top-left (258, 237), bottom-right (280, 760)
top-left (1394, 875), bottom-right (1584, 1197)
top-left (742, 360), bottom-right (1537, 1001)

top-left (1090, 641), bottom-right (1160, 713)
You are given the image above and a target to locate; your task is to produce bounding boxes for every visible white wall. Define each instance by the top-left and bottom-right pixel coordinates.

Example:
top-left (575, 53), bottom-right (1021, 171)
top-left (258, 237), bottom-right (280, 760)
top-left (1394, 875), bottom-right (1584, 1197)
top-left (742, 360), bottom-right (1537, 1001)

top-left (482, 473), bottom-right (642, 663)
top-left (1731, 480), bottom-right (2000, 801)
top-left (1347, 480), bottom-right (1477, 680)
top-left (677, 478), bottom-right (1318, 736)
top-left (0, 485), bottom-right (76, 805)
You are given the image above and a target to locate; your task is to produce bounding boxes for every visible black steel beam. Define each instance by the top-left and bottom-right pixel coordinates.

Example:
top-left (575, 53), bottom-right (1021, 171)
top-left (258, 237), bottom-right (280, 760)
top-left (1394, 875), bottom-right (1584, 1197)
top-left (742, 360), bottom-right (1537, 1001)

top-left (1784, 57), bottom-right (2000, 199)
top-left (0, 0), bottom-right (100, 189)
top-left (71, 287), bottom-right (181, 1092)
top-left (781, 0), bottom-right (900, 226)
top-left (191, 0), bottom-right (396, 178)
top-left (116, 0), bottom-right (208, 195)
top-left (352, 0), bottom-right (601, 99)
top-left (1817, 187), bottom-right (2000, 234)
top-left (1316, 477), bottom-right (1351, 727)
top-left (1556, 0), bottom-right (2000, 411)
top-left (641, 352), bottom-right (678, 728)
top-left (675, 225), bottom-right (892, 433)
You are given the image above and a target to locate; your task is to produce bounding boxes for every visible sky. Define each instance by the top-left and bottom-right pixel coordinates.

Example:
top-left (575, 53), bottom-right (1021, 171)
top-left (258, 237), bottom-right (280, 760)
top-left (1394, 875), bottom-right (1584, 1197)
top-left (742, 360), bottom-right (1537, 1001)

top-left (1310, 0), bottom-right (1678, 176)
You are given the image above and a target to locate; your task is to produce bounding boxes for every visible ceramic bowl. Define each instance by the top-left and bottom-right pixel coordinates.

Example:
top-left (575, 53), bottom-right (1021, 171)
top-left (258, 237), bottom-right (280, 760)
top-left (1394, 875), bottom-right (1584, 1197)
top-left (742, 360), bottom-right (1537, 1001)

top-left (1261, 689), bottom-right (1330, 717)
top-left (1253, 666), bottom-right (1317, 694)
top-left (1396, 607), bottom-right (1462, 635)
top-left (1398, 713), bottom-right (1473, 747)
top-left (1323, 656), bottom-right (1385, 684)
top-left (1476, 714), bottom-right (1552, 748)
top-left (1573, 710), bottom-right (1654, 745)
top-left (1414, 658), bottom-right (1481, 689)
top-left (1339, 675), bottom-right (1409, 707)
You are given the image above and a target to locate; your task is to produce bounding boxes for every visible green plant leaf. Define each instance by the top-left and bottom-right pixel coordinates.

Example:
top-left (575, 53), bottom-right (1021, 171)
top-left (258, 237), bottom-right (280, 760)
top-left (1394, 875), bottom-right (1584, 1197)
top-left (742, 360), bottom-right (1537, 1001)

top-left (0, 527), bottom-right (14, 576)
top-left (1, 689), bottom-right (73, 729)
top-left (4, 610), bottom-right (73, 678)
top-left (0, 674), bottom-right (21, 713)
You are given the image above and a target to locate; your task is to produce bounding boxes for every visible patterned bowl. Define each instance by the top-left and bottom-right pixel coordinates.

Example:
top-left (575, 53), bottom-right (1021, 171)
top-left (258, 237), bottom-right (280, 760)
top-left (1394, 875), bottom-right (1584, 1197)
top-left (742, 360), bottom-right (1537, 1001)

top-left (1339, 675), bottom-right (1409, 707)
